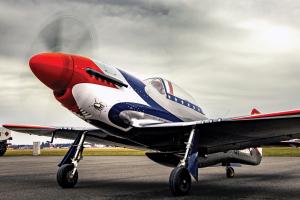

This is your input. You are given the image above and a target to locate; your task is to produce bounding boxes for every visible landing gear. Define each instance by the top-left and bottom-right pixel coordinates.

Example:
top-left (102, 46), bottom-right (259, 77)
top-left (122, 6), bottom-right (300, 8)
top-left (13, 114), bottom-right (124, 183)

top-left (57, 164), bottom-right (78, 188)
top-left (226, 166), bottom-right (235, 178)
top-left (169, 166), bottom-right (191, 196)
top-left (57, 132), bottom-right (86, 188)
top-left (0, 141), bottom-right (7, 156)
top-left (169, 128), bottom-right (198, 196)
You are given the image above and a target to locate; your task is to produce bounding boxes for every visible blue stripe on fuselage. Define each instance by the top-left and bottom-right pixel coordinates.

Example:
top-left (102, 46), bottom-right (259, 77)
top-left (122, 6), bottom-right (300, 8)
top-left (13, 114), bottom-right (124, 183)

top-left (116, 69), bottom-right (182, 122)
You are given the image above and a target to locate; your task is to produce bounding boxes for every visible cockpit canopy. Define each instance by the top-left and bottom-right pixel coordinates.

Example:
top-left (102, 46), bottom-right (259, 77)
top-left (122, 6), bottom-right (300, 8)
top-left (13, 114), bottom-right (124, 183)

top-left (143, 77), bottom-right (198, 105)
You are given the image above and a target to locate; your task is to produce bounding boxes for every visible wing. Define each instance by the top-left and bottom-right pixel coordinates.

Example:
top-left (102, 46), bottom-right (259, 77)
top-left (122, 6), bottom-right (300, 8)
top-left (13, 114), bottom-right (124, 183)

top-left (3, 124), bottom-right (146, 149)
top-left (131, 110), bottom-right (300, 154)
top-left (3, 124), bottom-right (88, 139)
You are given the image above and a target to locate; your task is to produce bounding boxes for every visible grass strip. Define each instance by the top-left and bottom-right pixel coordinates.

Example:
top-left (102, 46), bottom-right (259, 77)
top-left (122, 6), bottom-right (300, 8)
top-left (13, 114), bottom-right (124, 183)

top-left (4, 147), bottom-right (300, 157)
top-left (5, 148), bottom-right (146, 156)
top-left (262, 147), bottom-right (300, 157)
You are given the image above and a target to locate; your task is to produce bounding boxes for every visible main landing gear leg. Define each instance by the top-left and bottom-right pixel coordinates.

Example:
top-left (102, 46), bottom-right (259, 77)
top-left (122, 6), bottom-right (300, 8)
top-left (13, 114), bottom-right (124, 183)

top-left (57, 131), bottom-right (87, 188)
top-left (169, 128), bottom-right (199, 196)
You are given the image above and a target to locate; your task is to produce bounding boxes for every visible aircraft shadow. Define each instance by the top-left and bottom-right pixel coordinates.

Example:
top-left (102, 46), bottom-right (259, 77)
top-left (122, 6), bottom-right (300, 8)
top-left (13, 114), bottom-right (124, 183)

top-left (75, 171), bottom-right (300, 199)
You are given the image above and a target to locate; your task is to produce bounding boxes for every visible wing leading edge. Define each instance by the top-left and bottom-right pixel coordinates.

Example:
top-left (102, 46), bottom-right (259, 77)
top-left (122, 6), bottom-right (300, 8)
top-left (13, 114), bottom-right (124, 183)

top-left (2, 124), bottom-right (147, 149)
top-left (132, 109), bottom-right (300, 154)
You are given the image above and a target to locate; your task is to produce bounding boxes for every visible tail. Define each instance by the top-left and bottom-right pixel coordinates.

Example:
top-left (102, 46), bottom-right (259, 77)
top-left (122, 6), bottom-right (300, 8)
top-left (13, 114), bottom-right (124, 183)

top-left (251, 108), bottom-right (261, 115)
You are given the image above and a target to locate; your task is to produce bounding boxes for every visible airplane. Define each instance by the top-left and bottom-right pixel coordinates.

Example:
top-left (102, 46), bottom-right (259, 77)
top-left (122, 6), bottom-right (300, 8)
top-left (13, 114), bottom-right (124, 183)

top-left (3, 52), bottom-right (300, 196)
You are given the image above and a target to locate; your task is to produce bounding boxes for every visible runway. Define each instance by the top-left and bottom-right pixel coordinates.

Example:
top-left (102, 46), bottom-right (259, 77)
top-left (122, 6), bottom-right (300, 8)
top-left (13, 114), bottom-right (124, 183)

top-left (0, 156), bottom-right (300, 200)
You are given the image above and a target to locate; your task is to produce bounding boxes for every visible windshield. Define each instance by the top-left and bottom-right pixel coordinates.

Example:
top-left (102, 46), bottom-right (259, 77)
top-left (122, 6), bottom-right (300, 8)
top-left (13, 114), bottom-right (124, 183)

top-left (164, 80), bottom-right (197, 105)
top-left (143, 78), bottom-right (197, 104)
top-left (143, 78), bottom-right (166, 95)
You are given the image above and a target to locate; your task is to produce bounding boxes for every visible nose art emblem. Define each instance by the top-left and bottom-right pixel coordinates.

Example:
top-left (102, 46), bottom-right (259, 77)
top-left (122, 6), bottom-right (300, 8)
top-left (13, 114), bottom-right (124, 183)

top-left (91, 99), bottom-right (105, 112)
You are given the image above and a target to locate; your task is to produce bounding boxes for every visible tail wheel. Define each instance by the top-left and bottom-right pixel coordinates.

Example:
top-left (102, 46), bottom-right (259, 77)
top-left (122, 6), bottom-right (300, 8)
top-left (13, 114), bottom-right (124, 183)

top-left (226, 167), bottom-right (235, 178)
top-left (0, 141), bottom-right (7, 156)
top-left (169, 166), bottom-right (191, 196)
top-left (57, 164), bottom-right (78, 188)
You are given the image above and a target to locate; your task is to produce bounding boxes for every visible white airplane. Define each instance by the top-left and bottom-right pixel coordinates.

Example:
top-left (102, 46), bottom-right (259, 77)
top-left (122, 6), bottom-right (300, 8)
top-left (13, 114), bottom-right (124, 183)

top-left (3, 52), bottom-right (300, 196)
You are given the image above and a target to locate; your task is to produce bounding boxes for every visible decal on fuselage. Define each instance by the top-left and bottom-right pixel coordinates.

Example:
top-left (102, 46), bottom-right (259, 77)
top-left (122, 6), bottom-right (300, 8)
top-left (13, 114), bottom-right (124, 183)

top-left (91, 98), bottom-right (105, 113)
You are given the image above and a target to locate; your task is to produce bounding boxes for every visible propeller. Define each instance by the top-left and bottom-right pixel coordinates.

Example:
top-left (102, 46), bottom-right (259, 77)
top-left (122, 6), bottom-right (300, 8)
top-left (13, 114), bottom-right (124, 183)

top-left (27, 15), bottom-right (96, 58)
top-left (19, 14), bottom-right (97, 125)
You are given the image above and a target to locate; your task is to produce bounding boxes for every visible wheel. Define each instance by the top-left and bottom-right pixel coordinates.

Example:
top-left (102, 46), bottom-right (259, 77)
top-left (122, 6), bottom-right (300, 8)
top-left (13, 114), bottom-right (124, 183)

top-left (57, 164), bottom-right (78, 188)
top-left (169, 166), bottom-right (191, 196)
top-left (226, 167), bottom-right (234, 178)
top-left (0, 141), bottom-right (7, 156)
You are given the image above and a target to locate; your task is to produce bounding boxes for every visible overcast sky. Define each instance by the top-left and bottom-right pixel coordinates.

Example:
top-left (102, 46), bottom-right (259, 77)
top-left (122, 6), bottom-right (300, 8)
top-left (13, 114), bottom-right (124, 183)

top-left (1, 1), bottom-right (300, 144)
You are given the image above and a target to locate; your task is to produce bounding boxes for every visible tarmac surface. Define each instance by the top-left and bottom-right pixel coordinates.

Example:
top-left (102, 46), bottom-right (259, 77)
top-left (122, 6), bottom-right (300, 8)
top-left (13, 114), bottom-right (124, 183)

top-left (0, 156), bottom-right (300, 200)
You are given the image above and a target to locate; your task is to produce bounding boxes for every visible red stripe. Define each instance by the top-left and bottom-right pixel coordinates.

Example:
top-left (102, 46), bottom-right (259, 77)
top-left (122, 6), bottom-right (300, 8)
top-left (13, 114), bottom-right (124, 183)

top-left (233, 109), bottom-right (300, 120)
top-left (2, 124), bottom-right (53, 129)
top-left (167, 80), bottom-right (174, 95)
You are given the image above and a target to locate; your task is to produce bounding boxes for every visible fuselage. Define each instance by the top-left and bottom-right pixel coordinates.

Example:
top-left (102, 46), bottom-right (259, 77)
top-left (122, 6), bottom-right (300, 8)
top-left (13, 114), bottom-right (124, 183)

top-left (29, 53), bottom-right (207, 134)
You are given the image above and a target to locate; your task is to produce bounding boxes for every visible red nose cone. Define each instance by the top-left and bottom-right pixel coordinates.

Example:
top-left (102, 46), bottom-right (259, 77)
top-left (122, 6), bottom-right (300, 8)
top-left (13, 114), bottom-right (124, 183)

top-left (29, 53), bottom-right (74, 91)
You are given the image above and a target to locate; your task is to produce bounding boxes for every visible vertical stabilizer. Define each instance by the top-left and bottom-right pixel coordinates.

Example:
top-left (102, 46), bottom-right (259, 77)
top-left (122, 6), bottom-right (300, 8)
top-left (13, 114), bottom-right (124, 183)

top-left (251, 108), bottom-right (261, 115)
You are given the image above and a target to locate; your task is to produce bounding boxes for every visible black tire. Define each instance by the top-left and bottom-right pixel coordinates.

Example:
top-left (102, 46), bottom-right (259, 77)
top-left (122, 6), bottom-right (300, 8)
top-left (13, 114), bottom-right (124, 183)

top-left (57, 164), bottom-right (78, 188)
top-left (0, 141), bottom-right (7, 156)
top-left (226, 167), bottom-right (234, 178)
top-left (169, 166), bottom-right (191, 196)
